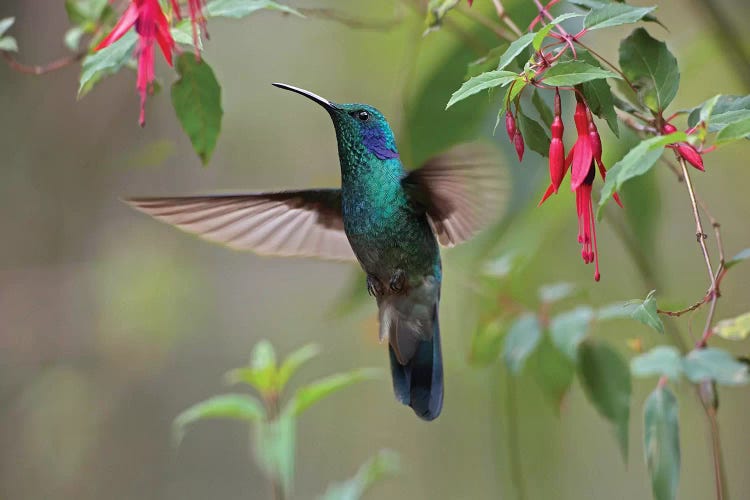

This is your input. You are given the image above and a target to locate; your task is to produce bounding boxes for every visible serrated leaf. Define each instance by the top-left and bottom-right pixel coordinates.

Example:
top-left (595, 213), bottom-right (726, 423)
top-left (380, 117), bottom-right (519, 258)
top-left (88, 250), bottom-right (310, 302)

top-left (550, 306), bottom-right (594, 360)
top-left (688, 95), bottom-right (750, 132)
top-left (503, 313), bottom-right (542, 374)
top-left (277, 343), bottom-right (321, 389)
top-left (173, 393), bottom-right (265, 444)
top-left (682, 348), bottom-right (750, 385)
top-left (532, 13), bottom-right (583, 51)
top-left (542, 61), bottom-right (619, 87)
top-left (0, 17), bottom-right (14, 37)
top-left (255, 415), bottom-right (295, 495)
top-left (0, 36), bottom-right (17, 52)
top-left (446, 70), bottom-right (518, 108)
top-left (716, 116), bottom-right (750, 144)
top-left (538, 282), bottom-right (576, 304)
top-left (643, 386), bottom-right (680, 500)
top-left (171, 53), bottom-right (223, 165)
top-left (516, 108), bottom-right (550, 158)
top-left (532, 335), bottom-right (575, 413)
top-left (630, 290), bottom-right (664, 334)
top-left (598, 133), bottom-right (687, 215)
top-left (469, 318), bottom-right (507, 366)
top-left (78, 29), bottom-right (137, 97)
top-left (619, 28), bottom-right (679, 113)
top-left (532, 89), bottom-right (553, 128)
top-left (286, 368), bottom-right (380, 416)
top-left (713, 312), bottom-right (750, 341)
top-left (725, 248), bottom-right (750, 269)
top-left (205, 0), bottom-right (303, 18)
top-left (578, 340), bottom-right (631, 460)
top-left (497, 33), bottom-right (535, 71)
top-left (584, 4), bottom-right (656, 31)
top-left (631, 346), bottom-right (682, 380)
top-left (319, 450), bottom-right (400, 500)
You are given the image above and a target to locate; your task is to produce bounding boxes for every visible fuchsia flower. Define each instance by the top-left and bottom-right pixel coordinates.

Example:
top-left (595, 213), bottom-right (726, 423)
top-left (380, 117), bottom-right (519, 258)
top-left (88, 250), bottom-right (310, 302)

top-left (96, 0), bottom-right (175, 126)
top-left (539, 96), bottom-right (621, 281)
top-left (662, 123), bottom-right (705, 171)
top-left (505, 110), bottom-right (525, 161)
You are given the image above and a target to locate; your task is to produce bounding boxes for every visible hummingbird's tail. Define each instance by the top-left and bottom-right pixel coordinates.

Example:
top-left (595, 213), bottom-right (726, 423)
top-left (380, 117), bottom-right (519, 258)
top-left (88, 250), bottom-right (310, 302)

top-left (379, 281), bottom-right (443, 421)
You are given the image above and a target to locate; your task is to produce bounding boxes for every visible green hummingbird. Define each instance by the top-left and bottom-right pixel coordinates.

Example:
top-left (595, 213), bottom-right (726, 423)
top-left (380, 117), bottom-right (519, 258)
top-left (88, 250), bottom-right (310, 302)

top-left (128, 83), bottom-right (503, 420)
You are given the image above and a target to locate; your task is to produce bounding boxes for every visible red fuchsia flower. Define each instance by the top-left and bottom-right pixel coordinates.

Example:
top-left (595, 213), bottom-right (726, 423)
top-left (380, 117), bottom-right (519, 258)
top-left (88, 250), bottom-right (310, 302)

top-left (539, 97), bottom-right (621, 281)
top-left (548, 88), bottom-right (565, 193)
top-left (96, 0), bottom-right (175, 126)
top-left (662, 123), bottom-right (705, 171)
top-left (170, 0), bottom-right (208, 51)
top-left (505, 111), bottom-right (516, 143)
top-left (514, 129), bottom-right (525, 161)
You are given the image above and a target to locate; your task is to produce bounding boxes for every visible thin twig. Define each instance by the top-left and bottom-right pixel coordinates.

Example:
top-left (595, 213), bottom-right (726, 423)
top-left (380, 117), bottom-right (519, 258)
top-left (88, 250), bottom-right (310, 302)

top-left (573, 40), bottom-right (640, 95)
top-left (457, 4), bottom-right (515, 41)
top-left (491, 0), bottom-right (523, 37)
top-left (1, 50), bottom-right (85, 75)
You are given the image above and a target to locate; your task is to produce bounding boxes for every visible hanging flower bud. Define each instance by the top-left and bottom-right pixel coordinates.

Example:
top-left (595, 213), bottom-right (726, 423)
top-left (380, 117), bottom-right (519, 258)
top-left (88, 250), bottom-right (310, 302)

top-left (505, 111), bottom-right (516, 144)
top-left (548, 88), bottom-right (565, 192)
top-left (514, 130), bottom-right (525, 161)
top-left (662, 123), bottom-right (705, 171)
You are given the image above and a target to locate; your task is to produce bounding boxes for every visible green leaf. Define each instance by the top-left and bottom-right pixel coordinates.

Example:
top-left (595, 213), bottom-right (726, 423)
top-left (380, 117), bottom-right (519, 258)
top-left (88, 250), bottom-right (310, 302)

top-left (716, 116), bottom-right (750, 144)
top-left (0, 17), bottom-right (14, 37)
top-left (643, 386), bottom-right (680, 500)
top-left (255, 415), bottom-right (295, 495)
top-left (584, 4), bottom-right (656, 31)
top-left (532, 89), bottom-right (553, 128)
top-left (173, 393), bottom-right (265, 444)
top-left (286, 368), bottom-right (380, 416)
top-left (683, 348), bottom-right (750, 385)
top-left (578, 340), bottom-right (631, 461)
top-left (631, 346), bottom-right (682, 380)
top-left (446, 70), bottom-right (518, 109)
top-left (688, 95), bottom-right (750, 132)
top-left (598, 133), bottom-right (687, 215)
top-left (543, 61), bottom-right (619, 87)
top-left (725, 248), bottom-right (750, 269)
top-left (713, 312), bottom-right (750, 341)
top-left (171, 20), bottom-right (203, 50)
top-left (618, 28), bottom-right (679, 113)
top-left (503, 313), bottom-right (542, 374)
top-left (65, 0), bottom-right (108, 25)
top-left (628, 290), bottom-right (664, 334)
top-left (497, 33), bottom-right (535, 72)
top-left (319, 450), bottom-right (400, 500)
top-left (78, 29), bottom-right (137, 97)
top-left (532, 335), bottom-right (576, 413)
top-left (277, 343), bottom-right (321, 389)
top-left (538, 282), bottom-right (576, 304)
top-left (205, 0), bottom-right (303, 19)
top-left (171, 53), bottom-right (223, 165)
top-left (0, 36), bottom-right (17, 52)
top-left (469, 318), bottom-right (507, 366)
top-left (516, 108), bottom-right (550, 158)
top-left (465, 45), bottom-right (508, 80)
top-left (550, 306), bottom-right (594, 361)
top-left (532, 13), bottom-right (582, 51)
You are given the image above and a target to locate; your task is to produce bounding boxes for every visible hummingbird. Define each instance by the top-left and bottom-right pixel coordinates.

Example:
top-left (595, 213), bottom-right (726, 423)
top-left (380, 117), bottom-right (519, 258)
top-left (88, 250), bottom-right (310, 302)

top-left (128, 83), bottom-right (503, 420)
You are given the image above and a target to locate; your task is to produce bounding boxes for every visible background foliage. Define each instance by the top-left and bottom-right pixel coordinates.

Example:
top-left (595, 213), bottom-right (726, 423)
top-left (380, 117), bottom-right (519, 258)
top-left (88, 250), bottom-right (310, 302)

top-left (1, 1), bottom-right (750, 499)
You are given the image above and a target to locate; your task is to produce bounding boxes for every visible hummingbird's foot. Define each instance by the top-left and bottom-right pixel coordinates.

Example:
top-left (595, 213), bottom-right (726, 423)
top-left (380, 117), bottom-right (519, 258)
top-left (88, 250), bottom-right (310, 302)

top-left (389, 269), bottom-right (407, 294)
top-left (367, 274), bottom-right (384, 297)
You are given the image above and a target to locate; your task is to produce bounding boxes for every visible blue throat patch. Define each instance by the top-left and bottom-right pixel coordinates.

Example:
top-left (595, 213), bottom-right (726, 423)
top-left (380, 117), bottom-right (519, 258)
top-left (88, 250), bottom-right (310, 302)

top-left (361, 127), bottom-right (399, 160)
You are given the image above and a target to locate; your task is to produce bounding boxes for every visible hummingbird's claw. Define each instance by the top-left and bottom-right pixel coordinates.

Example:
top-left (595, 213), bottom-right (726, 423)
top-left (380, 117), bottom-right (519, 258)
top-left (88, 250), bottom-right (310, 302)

top-left (367, 274), bottom-right (384, 297)
top-left (389, 269), bottom-right (407, 295)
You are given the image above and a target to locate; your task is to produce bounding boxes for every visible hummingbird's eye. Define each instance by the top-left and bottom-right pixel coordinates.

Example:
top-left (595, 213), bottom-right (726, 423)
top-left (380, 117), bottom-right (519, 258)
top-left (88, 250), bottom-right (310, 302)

top-left (356, 110), bottom-right (370, 122)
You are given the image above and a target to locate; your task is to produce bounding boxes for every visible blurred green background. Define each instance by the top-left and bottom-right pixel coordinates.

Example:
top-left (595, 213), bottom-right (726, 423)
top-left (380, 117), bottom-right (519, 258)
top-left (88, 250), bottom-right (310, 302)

top-left (1, 1), bottom-right (750, 499)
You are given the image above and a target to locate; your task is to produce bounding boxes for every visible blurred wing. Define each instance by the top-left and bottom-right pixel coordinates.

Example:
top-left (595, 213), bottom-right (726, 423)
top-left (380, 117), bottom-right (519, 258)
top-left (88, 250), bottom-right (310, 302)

top-left (127, 190), bottom-right (357, 261)
top-left (402, 142), bottom-right (507, 246)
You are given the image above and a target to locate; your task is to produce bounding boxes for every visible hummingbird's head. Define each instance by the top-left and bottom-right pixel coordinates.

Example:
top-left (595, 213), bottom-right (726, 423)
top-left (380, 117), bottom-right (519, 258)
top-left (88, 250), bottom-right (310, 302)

top-left (272, 83), bottom-right (399, 161)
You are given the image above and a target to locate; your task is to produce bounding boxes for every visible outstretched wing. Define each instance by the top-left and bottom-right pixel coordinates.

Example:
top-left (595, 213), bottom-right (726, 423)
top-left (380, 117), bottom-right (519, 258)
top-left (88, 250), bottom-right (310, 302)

top-left (127, 190), bottom-right (357, 261)
top-left (402, 142), bottom-right (507, 246)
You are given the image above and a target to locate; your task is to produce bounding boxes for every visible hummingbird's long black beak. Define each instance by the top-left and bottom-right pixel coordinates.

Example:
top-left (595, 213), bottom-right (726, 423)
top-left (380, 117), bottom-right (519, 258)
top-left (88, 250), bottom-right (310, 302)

top-left (272, 83), bottom-right (339, 112)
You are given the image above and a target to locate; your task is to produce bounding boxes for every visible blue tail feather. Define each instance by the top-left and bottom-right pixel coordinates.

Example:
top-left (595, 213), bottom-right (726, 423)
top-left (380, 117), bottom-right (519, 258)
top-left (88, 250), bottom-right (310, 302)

top-left (388, 305), bottom-right (443, 421)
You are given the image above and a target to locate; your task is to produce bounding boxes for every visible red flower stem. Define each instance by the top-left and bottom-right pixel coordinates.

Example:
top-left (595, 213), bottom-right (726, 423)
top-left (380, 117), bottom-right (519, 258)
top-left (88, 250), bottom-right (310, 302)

top-left (1, 50), bottom-right (85, 75)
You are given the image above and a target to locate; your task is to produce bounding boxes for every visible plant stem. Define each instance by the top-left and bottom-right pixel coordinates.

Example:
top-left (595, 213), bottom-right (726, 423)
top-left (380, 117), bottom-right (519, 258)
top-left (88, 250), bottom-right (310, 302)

top-left (1, 50), bottom-right (85, 75)
top-left (491, 0), bottom-right (524, 37)
top-left (457, 5), bottom-right (516, 42)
